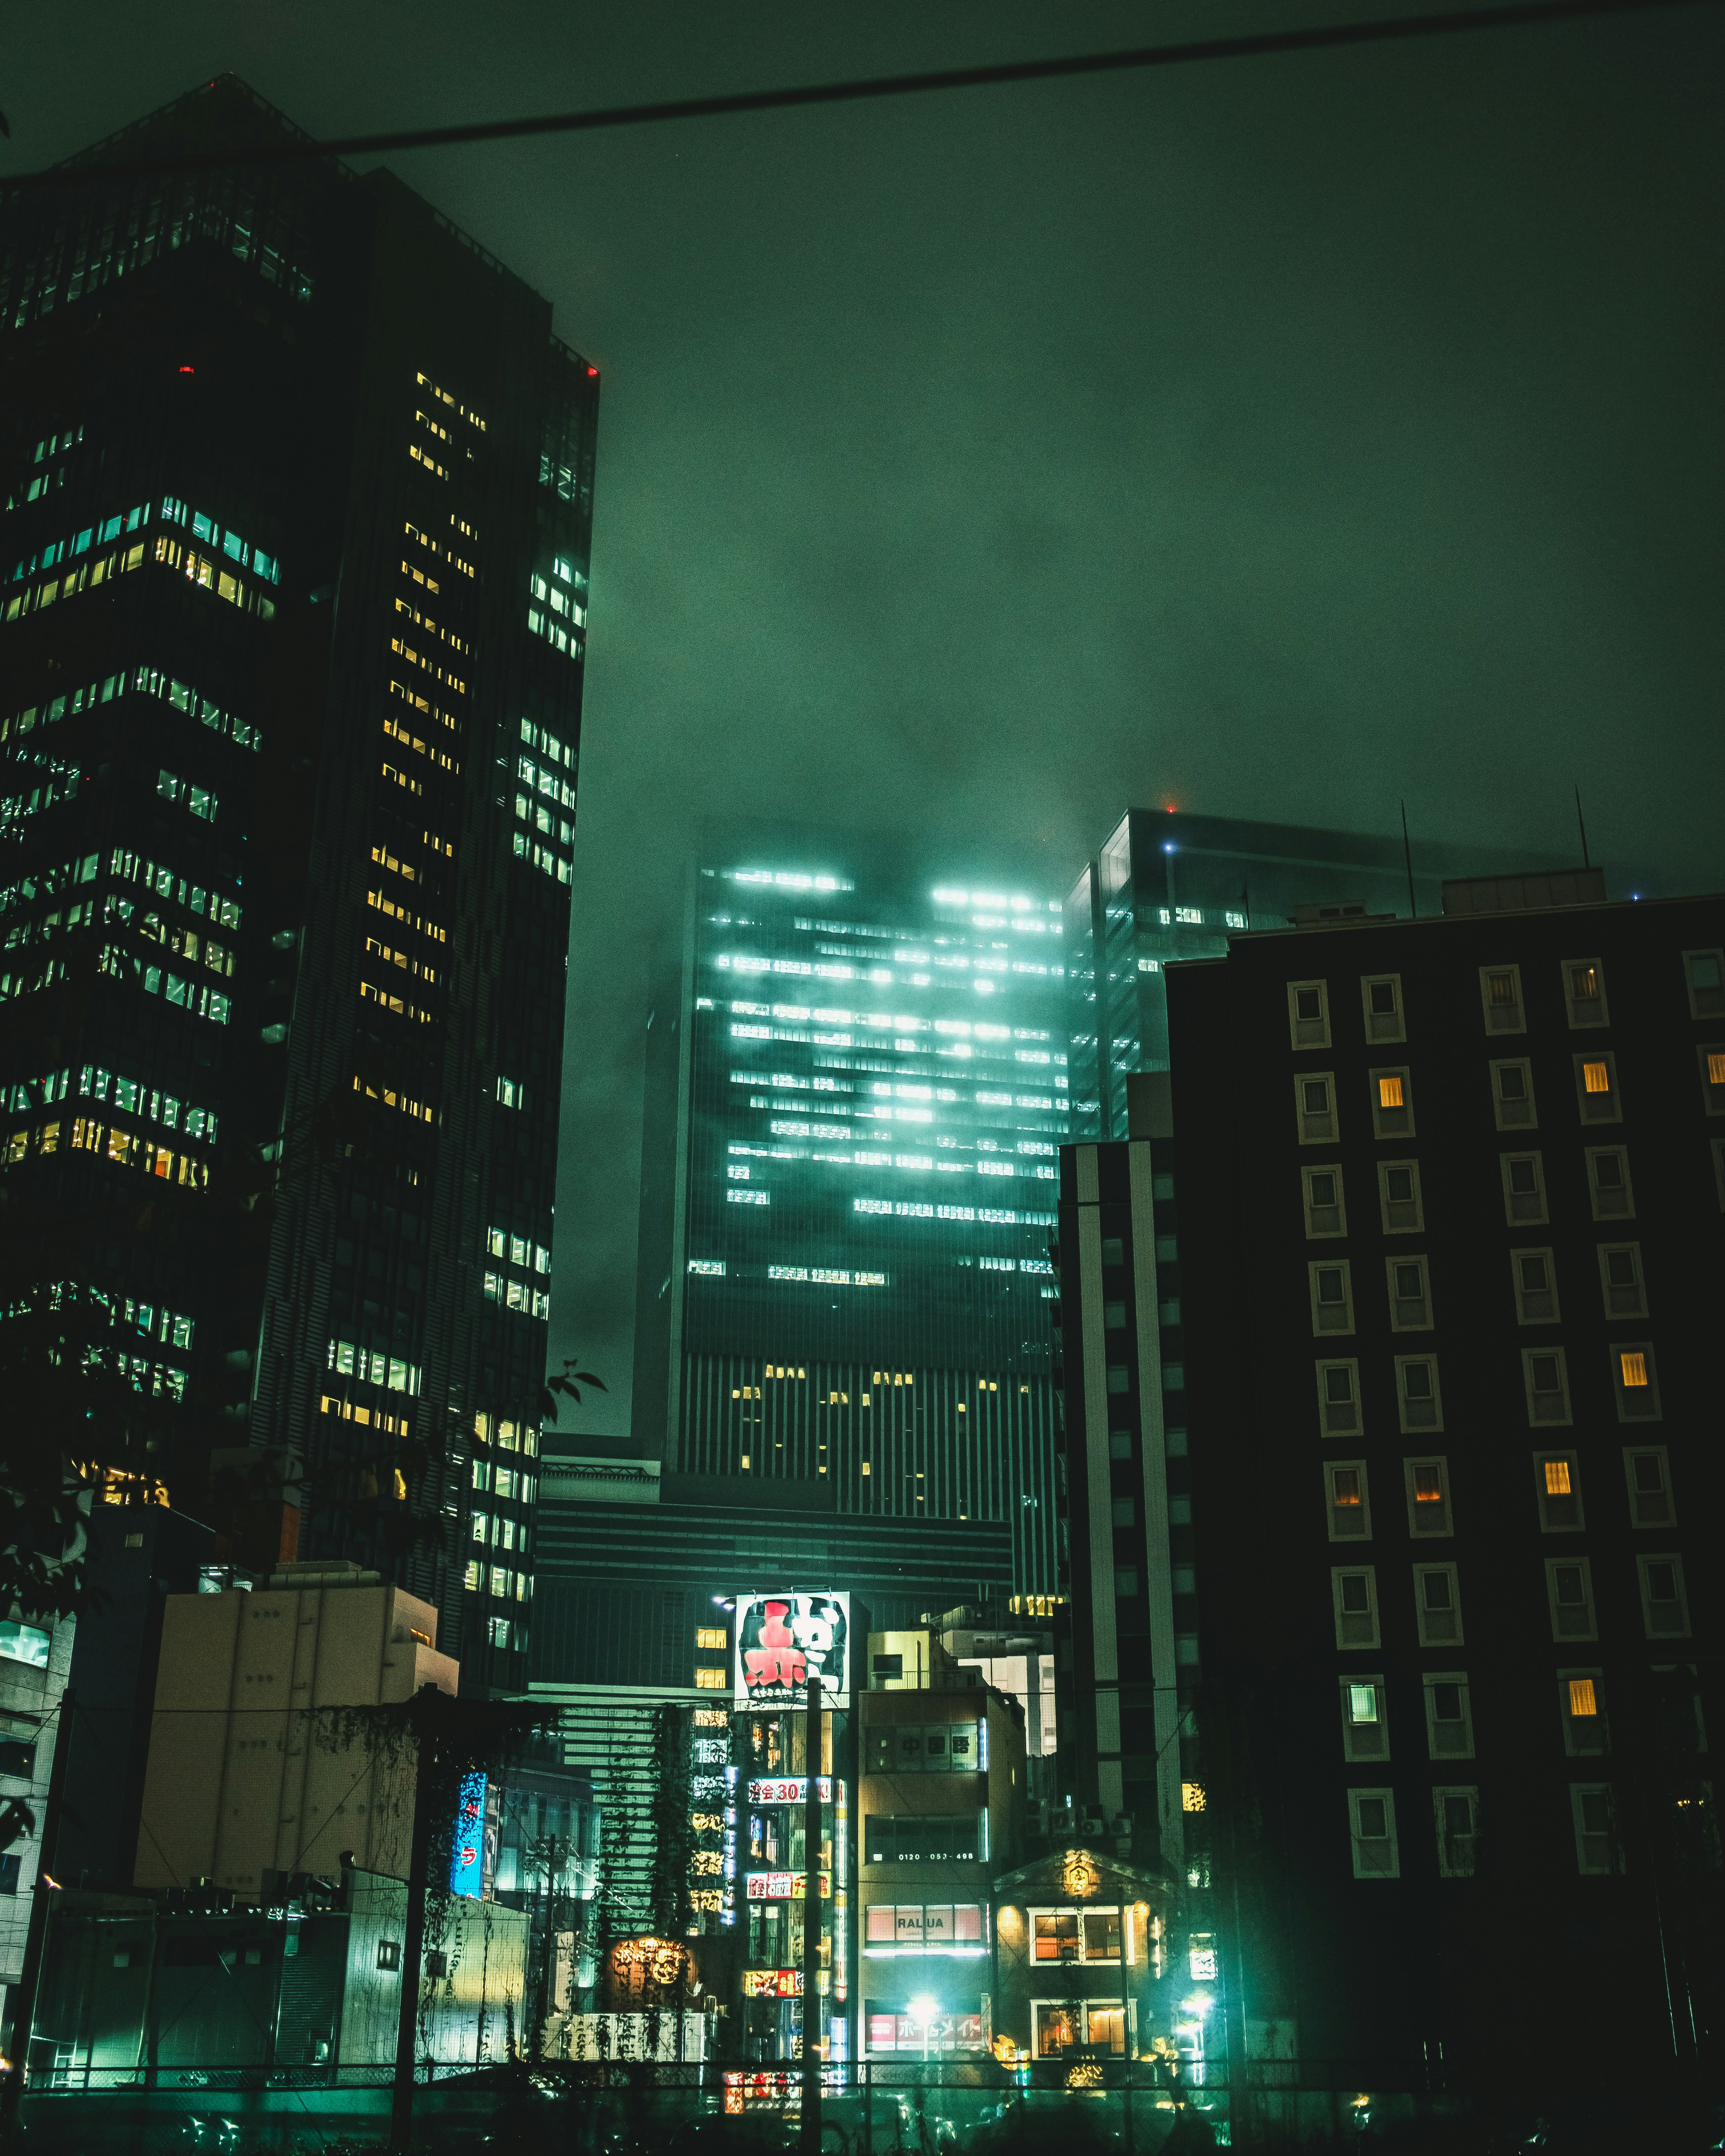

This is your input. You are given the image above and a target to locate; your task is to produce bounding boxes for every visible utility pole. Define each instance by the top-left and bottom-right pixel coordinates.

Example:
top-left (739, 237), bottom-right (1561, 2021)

top-left (800, 1672), bottom-right (822, 2156)
top-left (0, 1686), bottom-right (75, 2144)
top-left (390, 1685), bottom-right (443, 2156)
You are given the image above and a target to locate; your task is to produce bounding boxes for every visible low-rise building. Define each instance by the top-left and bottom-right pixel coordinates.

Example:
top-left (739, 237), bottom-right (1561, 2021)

top-left (991, 1845), bottom-right (1172, 2065)
top-left (857, 1629), bottom-right (1025, 2060)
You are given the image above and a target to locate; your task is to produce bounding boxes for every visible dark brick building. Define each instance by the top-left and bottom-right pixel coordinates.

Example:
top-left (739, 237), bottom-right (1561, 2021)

top-left (1168, 872), bottom-right (1724, 2090)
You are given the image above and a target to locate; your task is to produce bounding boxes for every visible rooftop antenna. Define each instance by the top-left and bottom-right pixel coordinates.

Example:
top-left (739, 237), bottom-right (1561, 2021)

top-left (1575, 785), bottom-right (1591, 870)
top-left (1400, 803), bottom-right (1416, 919)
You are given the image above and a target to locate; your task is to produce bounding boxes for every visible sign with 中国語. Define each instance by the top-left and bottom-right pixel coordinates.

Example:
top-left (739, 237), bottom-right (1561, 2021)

top-left (746, 1872), bottom-right (832, 1900)
top-left (734, 1593), bottom-right (849, 1709)
top-left (747, 1776), bottom-right (838, 1807)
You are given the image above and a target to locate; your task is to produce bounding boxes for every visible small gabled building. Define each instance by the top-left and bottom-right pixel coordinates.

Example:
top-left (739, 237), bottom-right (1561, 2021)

top-left (991, 1845), bottom-right (1174, 2065)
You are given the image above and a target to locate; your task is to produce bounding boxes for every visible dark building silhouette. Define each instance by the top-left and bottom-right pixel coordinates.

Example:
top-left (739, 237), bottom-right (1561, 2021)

top-left (1164, 873), bottom-right (1724, 2090)
top-left (0, 77), bottom-right (598, 1692)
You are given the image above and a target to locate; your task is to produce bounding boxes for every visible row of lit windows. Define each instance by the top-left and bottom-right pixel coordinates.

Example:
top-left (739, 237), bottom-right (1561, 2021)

top-left (1, 662), bottom-right (260, 755)
top-left (462, 1560), bottom-right (530, 1600)
top-left (1324, 1446), bottom-right (1672, 1546)
top-left (1346, 1782), bottom-right (1637, 1880)
top-left (469, 1508), bottom-right (532, 1549)
top-left (404, 517), bottom-right (476, 577)
top-left (1291, 1050), bottom-right (1710, 1147)
top-left (1332, 1548), bottom-right (1689, 1650)
top-left (470, 1462), bottom-right (536, 1500)
top-left (1314, 1340), bottom-right (1662, 1433)
top-left (1, 1065), bottom-right (215, 1140)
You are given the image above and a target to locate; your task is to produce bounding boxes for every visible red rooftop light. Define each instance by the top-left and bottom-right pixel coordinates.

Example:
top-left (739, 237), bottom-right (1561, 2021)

top-left (178, 365), bottom-right (195, 374)
top-left (586, 366), bottom-right (598, 378)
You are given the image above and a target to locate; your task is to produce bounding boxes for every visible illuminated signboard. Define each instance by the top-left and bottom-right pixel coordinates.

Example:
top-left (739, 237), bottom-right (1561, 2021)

top-left (742, 1968), bottom-right (805, 1998)
top-left (449, 1770), bottom-right (486, 1897)
top-left (746, 1872), bottom-right (833, 1900)
top-left (747, 1777), bottom-right (839, 1807)
top-left (734, 1593), bottom-right (849, 1710)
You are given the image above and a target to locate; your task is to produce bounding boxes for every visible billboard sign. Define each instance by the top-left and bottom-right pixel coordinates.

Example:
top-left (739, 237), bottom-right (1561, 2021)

top-left (449, 1769), bottom-right (487, 1897)
top-left (734, 1593), bottom-right (850, 1709)
top-left (746, 1872), bottom-right (833, 1900)
top-left (747, 1776), bottom-right (839, 1807)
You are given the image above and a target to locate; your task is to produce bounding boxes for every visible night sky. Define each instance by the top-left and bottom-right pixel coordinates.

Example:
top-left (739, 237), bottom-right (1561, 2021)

top-left (9, 3), bottom-right (1721, 1435)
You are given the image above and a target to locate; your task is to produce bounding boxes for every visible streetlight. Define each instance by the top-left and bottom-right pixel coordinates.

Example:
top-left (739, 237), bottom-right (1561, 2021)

top-left (908, 1994), bottom-right (939, 2064)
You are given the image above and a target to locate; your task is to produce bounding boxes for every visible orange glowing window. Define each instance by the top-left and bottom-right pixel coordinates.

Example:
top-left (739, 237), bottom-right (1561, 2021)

top-left (1708, 1053), bottom-right (1725, 1085)
top-left (1378, 1076), bottom-right (1404, 1109)
top-left (1619, 1352), bottom-right (1648, 1388)
top-left (1583, 1061), bottom-right (1611, 1095)
top-left (1569, 1678), bottom-right (1598, 1718)
top-left (1544, 1460), bottom-right (1573, 1496)
top-left (1332, 1470), bottom-right (1362, 1507)
top-left (1413, 1466), bottom-right (1444, 1504)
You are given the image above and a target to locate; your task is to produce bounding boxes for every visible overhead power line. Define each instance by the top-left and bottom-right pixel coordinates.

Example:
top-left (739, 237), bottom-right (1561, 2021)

top-left (1, 0), bottom-right (1718, 194)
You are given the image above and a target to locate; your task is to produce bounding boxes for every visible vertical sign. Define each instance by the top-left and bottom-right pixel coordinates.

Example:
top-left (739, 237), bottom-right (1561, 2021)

top-left (449, 1769), bottom-right (487, 1896)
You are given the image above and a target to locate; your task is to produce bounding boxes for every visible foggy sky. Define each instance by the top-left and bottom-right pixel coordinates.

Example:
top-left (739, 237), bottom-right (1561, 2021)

top-left (10, 1), bottom-right (1722, 1436)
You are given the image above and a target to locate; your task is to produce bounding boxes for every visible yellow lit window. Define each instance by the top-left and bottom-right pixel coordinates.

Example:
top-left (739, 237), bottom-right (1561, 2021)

top-left (861, 1462), bottom-right (871, 1475)
top-left (1181, 1782), bottom-right (1207, 1813)
top-left (1331, 1471), bottom-right (1362, 1507)
top-left (1619, 1352), bottom-right (1648, 1387)
top-left (1569, 1678), bottom-right (1598, 1717)
top-left (695, 1627), bottom-right (728, 1650)
top-left (1570, 965), bottom-right (1598, 1000)
top-left (1377, 1076), bottom-right (1404, 1109)
top-left (1544, 1460), bottom-right (1572, 1496)
top-left (1583, 1061), bottom-right (1610, 1095)
top-left (740, 1454), bottom-right (751, 1469)
top-left (1413, 1466), bottom-right (1444, 1504)
top-left (1708, 1053), bottom-right (1725, 1085)
top-left (694, 1667), bottom-right (727, 1690)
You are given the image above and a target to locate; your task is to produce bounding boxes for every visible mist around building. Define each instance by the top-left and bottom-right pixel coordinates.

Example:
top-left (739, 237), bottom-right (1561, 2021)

top-left (0, 69), bottom-right (1721, 2156)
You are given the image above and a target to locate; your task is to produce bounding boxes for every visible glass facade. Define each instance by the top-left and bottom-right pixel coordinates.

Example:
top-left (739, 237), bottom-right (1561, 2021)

top-left (0, 78), bottom-right (599, 1693)
top-left (1070, 809), bottom-right (1550, 1139)
top-left (638, 847), bottom-right (1068, 1590)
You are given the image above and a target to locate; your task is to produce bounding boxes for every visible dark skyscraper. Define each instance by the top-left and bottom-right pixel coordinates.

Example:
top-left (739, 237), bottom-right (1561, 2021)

top-left (0, 78), bottom-right (598, 1692)
top-left (632, 833), bottom-right (1067, 1592)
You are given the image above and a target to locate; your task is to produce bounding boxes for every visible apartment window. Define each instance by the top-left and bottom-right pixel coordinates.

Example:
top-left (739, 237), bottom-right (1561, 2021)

top-left (1571, 1785), bottom-right (1621, 1875)
top-left (1405, 1457), bottom-right (1451, 1537)
top-left (1031, 1910), bottom-right (1080, 1962)
top-left (1683, 946), bottom-right (1725, 1018)
top-left (1612, 1343), bottom-right (1661, 1422)
top-left (1288, 980), bottom-right (1331, 1049)
top-left (1698, 1046), bottom-right (1725, 1115)
top-left (1585, 1146), bottom-right (1633, 1220)
top-left (1316, 1359), bottom-right (1362, 1437)
top-left (1597, 1243), bottom-right (1646, 1318)
top-left (1433, 1788), bottom-right (1479, 1878)
top-left (1103, 1300), bottom-right (1128, 1330)
top-left (694, 1667), bottom-right (728, 1690)
top-left (1326, 1461), bottom-right (1371, 1541)
top-left (1394, 1356), bottom-right (1442, 1432)
top-left (1332, 1566), bottom-right (1380, 1649)
top-left (1309, 1260), bottom-right (1355, 1336)
top-left (1101, 1237), bottom-right (1125, 1266)
top-left (1522, 1348), bottom-right (1572, 1426)
top-left (1534, 1453), bottom-right (1583, 1532)
top-left (1562, 958), bottom-right (1609, 1029)
top-left (1424, 1674), bottom-right (1475, 1760)
top-left (1349, 1789), bottom-right (1399, 1878)
top-left (1378, 1160), bottom-right (1423, 1233)
top-left (1546, 1556), bottom-right (1597, 1641)
top-left (695, 1627), bottom-right (728, 1650)
top-left (1340, 1676), bottom-right (1389, 1761)
top-left (1480, 964), bottom-right (1525, 1034)
top-left (1511, 1248), bottom-right (1559, 1324)
top-left (1623, 1447), bottom-right (1673, 1527)
top-left (1637, 1555), bottom-right (1690, 1639)
top-left (1500, 1151), bottom-right (1548, 1224)
top-left (1370, 1068), bottom-right (1414, 1139)
top-left (1414, 1564), bottom-right (1463, 1646)
top-left (1387, 1255), bottom-right (1432, 1331)
top-left (1560, 1672), bottom-right (1608, 1756)
top-left (1302, 1165), bottom-right (1347, 1237)
top-left (1491, 1059), bottom-right (1537, 1130)
top-left (1575, 1052), bottom-right (1621, 1124)
top-left (1361, 974), bottom-right (1406, 1044)
top-left (1296, 1071), bottom-right (1337, 1144)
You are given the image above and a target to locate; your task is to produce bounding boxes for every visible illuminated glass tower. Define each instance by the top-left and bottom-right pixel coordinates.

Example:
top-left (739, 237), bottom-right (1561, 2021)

top-left (633, 835), bottom-right (1068, 1591)
top-left (0, 78), bottom-right (598, 1693)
